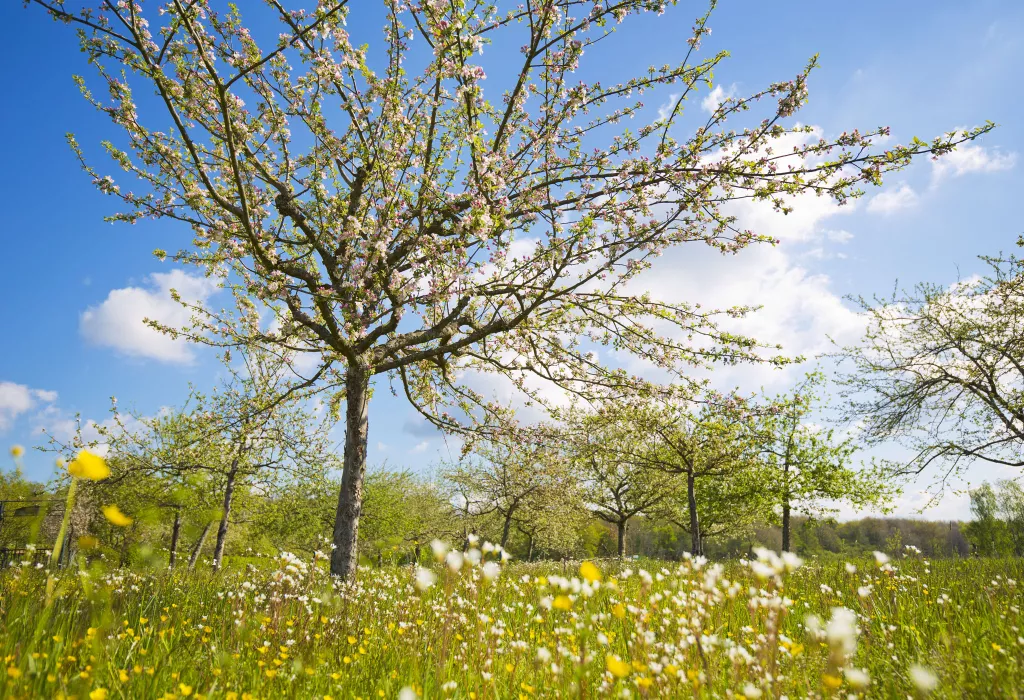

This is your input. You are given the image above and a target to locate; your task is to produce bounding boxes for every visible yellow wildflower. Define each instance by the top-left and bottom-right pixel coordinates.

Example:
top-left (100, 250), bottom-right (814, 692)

top-left (89, 690), bottom-right (109, 700)
top-left (68, 450), bottom-right (110, 481)
top-left (10, 445), bottom-right (24, 458)
top-left (606, 655), bottom-right (630, 679)
top-left (579, 561), bottom-right (602, 583)
top-left (823, 674), bottom-right (843, 690)
top-left (102, 505), bottom-right (133, 527)
top-left (552, 595), bottom-right (572, 610)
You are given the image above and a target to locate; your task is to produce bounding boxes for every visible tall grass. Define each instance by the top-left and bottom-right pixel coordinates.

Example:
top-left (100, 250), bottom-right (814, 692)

top-left (1, 548), bottom-right (1021, 699)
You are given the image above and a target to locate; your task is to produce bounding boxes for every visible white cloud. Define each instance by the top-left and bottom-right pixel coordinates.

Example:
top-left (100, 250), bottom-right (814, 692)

top-left (657, 93), bottom-right (680, 122)
top-left (616, 128), bottom-right (869, 388)
top-left (630, 240), bottom-right (864, 390)
top-left (80, 270), bottom-right (218, 364)
top-left (410, 441), bottom-right (430, 453)
top-left (931, 142), bottom-right (1016, 183)
top-left (701, 83), bottom-right (736, 114)
top-left (0, 382), bottom-right (58, 431)
top-left (866, 183), bottom-right (918, 215)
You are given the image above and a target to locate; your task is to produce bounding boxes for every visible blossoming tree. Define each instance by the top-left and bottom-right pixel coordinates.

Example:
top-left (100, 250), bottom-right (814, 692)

top-left (30, 0), bottom-right (988, 577)
top-left (837, 254), bottom-right (1024, 488)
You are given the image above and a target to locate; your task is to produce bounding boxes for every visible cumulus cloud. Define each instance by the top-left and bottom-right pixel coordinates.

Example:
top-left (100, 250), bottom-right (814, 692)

top-left (825, 229), bottom-right (854, 244)
top-left (33, 400), bottom-right (147, 453)
top-left (0, 382), bottom-right (58, 431)
top-left (931, 142), bottom-right (1016, 183)
top-left (656, 93), bottom-right (680, 122)
top-left (628, 239), bottom-right (864, 391)
top-left (701, 83), bottom-right (737, 114)
top-left (613, 131), bottom-right (870, 389)
top-left (80, 270), bottom-right (218, 364)
top-left (866, 182), bottom-right (918, 215)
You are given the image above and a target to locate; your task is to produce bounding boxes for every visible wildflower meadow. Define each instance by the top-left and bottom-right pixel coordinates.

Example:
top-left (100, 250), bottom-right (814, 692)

top-left (5, 0), bottom-right (1024, 698)
top-left (2, 539), bottom-right (1022, 699)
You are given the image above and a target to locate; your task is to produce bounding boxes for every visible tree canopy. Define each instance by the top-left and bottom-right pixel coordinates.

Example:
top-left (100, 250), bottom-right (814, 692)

top-left (30, 0), bottom-right (989, 576)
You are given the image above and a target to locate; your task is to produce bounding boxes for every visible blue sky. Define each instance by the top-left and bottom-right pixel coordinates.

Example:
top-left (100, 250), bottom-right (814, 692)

top-left (2, 1), bottom-right (1022, 519)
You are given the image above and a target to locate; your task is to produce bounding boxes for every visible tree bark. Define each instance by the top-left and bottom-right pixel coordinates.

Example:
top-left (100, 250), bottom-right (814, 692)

top-left (188, 521), bottom-right (213, 570)
top-left (118, 528), bottom-right (132, 568)
top-left (168, 508), bottom-right (182, 569)
top-left (212, 466), bottom-right (238, 572)
top-left (782, 500), bottom-right (792, 553)
top-left (781, 461), bottom-right (792, 552)
top-left (526, 533), bottom-right (534, 562)
top-left (500, 511), bottom-right (514, 550)
top-left (616, 520), bottom-right (627, 558)
top-left (687, 471), bottom-right (702, 556)
top-left (331, 364), bottom-right (371, 579)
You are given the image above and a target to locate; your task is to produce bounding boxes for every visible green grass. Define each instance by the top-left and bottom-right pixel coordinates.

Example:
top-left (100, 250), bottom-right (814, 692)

top-left (1, 550), bottom-right (1022, 699)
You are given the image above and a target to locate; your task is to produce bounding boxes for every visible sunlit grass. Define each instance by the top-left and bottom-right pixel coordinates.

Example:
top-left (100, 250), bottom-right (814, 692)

top-left (1, 549), bottom-right (1022, 699)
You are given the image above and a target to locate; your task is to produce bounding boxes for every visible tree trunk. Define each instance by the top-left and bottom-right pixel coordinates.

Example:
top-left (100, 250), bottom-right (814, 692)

top-left (119, 526), bottom-right (134, 568)
top-left (526, 533), bottom-right (534, 562)
top-left (687, 471), bottom-right (701, 556)
top-left (168, 508), bottom-right (182, 569)
top-left (781, 460), bottom-right (792, 552)
top-left (188, 521), bottom-right (213, 570)
top-left (212, 466), bottom-right (238, 572)
top-left (500, 511), bottom-right (514, 549)
top-left (782, 500), bottom-right (792, 553)
top-left (616, 520), bottom-right (627, 558)
top-left (331, 364), bottom-right (371, 579)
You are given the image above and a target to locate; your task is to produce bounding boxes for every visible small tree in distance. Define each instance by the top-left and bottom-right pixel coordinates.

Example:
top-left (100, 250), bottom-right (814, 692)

top-left (444, 431), bottom-right (570, 549)
top-left (30, 0), bottom-right (989, 577)
top-left (755, 372), bottom-right (892, 552)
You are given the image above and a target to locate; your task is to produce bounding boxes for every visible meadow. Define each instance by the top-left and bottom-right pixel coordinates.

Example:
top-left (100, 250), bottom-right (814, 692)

top-left (2, 545), bottom-right (1022, 699)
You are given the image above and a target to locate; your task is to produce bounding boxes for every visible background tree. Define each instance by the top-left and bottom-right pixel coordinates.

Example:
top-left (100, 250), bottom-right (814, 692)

top-left (838, 254), bottom-right (1024, 487)
top-left (104, 410), bottom-right (223, 567)
top-left (566, 410), bottom-right (679, 557)
top-left (32, 0), bottom-right (987, 577)
top-left (0, 458), bottom-right (53, 552)
top-left (572, 399), bottom-right (760, 555)
top-left (757, 373), bottom-right (893, 551)
top-left (995, 479), bottom-right (1024, 556)
top-left (627, 402), bottom-right (759, 556)
top-left (510, 479), bottom-right (589, 561)
top-left (359, 468), bottom-right (458, 564)
top-left (659, 460), bottom-right (768, 556)
top-left (963, 483), bottom-right (1013, 557)
top-left (444, 431), bottom-right (568, 549)
top-left (107, 348), bottom-right (335, 570)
